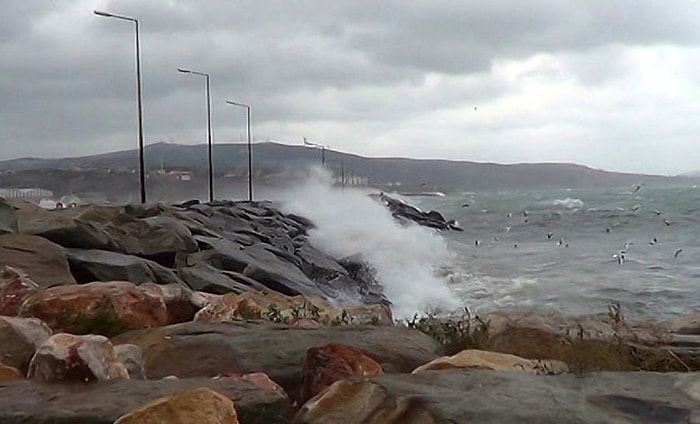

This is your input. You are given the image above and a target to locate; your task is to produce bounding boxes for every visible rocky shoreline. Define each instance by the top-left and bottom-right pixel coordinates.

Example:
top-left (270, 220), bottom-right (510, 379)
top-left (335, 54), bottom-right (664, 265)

top-left (1, 197), bottom-right (699, 423)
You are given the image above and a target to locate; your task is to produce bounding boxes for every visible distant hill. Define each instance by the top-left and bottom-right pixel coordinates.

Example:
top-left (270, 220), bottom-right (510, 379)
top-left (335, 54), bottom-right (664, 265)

top-left (679, 170), bottom-right (700, 177)
top-left (0, 142), bottom-right (685, 192)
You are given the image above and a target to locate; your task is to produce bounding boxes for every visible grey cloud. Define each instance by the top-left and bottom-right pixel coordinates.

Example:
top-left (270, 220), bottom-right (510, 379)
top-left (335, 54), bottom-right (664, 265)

top-left (1, 0), bottom-right (699, 174)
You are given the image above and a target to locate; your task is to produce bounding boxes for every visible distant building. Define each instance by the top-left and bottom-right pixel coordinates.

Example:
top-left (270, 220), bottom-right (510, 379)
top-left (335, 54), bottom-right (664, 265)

top-left (0, 187), bottom-right (53, 200)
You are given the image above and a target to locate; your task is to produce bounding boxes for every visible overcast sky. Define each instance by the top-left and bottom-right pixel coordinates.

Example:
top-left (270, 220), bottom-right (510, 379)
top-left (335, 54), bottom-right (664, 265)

top-left (1, 1), bottom-right (700, 175)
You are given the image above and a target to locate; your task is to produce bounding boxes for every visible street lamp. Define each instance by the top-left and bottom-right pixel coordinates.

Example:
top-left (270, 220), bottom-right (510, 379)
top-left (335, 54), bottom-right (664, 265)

top-left (225, 100), bottom-right (253, 202)
top-left (178, 68), bottom-right (213, 203)
top-left (303, 138), bottom-right (328, 166)
top-left (94, 10), bottom-right (146, 204)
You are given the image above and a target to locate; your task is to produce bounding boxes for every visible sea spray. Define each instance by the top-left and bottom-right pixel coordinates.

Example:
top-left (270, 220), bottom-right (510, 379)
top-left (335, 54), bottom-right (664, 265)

top-left (276, 168), bottom-right (460, 318)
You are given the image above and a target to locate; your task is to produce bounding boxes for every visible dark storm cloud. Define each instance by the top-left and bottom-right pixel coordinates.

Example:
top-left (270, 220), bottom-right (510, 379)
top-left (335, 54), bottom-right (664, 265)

top-left (1, 1), bottom-right (699, 174)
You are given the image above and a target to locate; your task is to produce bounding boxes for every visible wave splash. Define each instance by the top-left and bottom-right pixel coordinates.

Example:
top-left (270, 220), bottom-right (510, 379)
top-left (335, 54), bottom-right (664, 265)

top-left (276, 168), bottom-right (460, 318)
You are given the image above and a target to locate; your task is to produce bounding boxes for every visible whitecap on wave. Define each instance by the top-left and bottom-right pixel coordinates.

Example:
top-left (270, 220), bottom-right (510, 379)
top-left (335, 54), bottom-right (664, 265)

top-left (552, 197), bottom-right (584, 209)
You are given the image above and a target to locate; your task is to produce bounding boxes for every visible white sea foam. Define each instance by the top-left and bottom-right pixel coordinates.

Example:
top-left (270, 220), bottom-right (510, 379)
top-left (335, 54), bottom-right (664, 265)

top-left (276, 168), bottom-right (460, 318)
top-left (552, 197), bottom-right (584, 209)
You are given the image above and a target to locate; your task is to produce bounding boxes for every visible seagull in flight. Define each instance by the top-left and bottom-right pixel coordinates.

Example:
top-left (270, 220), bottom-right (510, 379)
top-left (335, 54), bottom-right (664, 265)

top-left (674, 248), bottom-right (683, 259)
top-left (613, 251), bottom-right (626, 264)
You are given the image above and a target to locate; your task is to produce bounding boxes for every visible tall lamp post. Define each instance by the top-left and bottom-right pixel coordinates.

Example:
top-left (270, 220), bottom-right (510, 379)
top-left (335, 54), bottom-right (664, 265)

top-left (94, 10), bottom-right (146, 203)
top-left (225, 100), bottom-right (253, 202)
top-left (177, 68), bottom-right (214, 203)
top-left (303, 138), bottom-right (327, 166)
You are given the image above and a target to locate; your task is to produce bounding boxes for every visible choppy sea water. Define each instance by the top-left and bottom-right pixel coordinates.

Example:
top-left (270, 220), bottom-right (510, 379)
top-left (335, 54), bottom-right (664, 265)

top-left (409, 184), bottom-right (700, 321)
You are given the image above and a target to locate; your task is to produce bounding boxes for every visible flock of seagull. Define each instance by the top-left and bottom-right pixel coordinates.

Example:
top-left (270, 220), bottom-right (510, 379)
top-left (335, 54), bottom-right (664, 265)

top-left (468, 182), bottom-right (686, 265)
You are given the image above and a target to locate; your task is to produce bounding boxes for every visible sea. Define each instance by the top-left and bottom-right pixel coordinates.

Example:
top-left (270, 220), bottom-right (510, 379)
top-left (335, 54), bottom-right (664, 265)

top-left (410, 183), bottom-right (700, 321)
top-left (271, 174), bottom-right (700, 321)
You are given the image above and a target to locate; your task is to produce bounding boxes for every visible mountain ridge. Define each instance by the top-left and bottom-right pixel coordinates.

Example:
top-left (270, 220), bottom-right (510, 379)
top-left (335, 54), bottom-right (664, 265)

top-left (0, 142), bottom-right (692, 192)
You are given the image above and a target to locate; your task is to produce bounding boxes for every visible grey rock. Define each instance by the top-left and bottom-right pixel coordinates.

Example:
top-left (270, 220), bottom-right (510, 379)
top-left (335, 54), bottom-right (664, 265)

top-left (112, 321), bottom-right (441, 398)
top-left (0, 377), bottom-right (290, 424)
top-left (0, 316), bottom-right (52, 374)
top-left (179, 262), bottom-right (267, 294)
top-left (66, 248), bottom-right (186, 287)
top-left (66, 248), bottom-right (156, 284)
top-left (295, 370), bottom-right (700, 424)
top-left (114, 344), bottom-right (146, 380)
top-left (107, 215), bottom-right (197, 262)
top-left (0, 233), bottom-right (76, 287)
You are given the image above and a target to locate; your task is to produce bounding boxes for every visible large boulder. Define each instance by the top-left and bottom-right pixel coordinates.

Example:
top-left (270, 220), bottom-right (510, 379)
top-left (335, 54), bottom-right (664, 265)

top-left (114, 387), bottom-right (239, 424)
top-left (0, 316), bottom-right (52, 373)
top-left (0, 376), bottom-right (291, 424)
top-left (184, 237), bottom-right (322, 297)
top-left (106, 215), bottom-right (198, 263)
top-left (113, 321), bottom-right (440, 396)
top-left (19, 281), bottom-right (169, 336)
top-left (0, 266), bottom-right (40, 315)
top-left (0, 234), bottom-right (76, 287)
top-left (15, 204), bottom-right (115, 250)
top-left (179, 262), bottom-right (269, 294)
top-left (65, 248), bottom-right (186, 286)
top-left (412, 349), bottom-right (568, 375)
top-left (28, 333), bottom-right (129, 383)
top-left (66, 248), bottom-right (157, 284)
top-left (295, 371), bottom-right (700, 424)
top-left (0, 198), bottom-right (18, 235)
top-left (299, 343), bottom-right (383, 405)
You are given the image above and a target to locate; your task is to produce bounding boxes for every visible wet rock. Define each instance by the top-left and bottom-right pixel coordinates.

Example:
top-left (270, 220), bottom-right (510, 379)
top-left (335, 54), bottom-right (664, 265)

top-left (0, 316), bottom-right (52, 373)
top-left (19, 281), bottom-right (169, 336)
top-left (294, 371), bottom-right (700, 424)
top-left (300, 343), bottom-right (383, 404)
top-left (0, 376), bottom-right (290, 424)
top-left (0, 266), bottom-right (40, 315)
top-left (0, 362), bottom-right (22, 381)
top-left (412, 349), bottom-right (568, 375)
top-left (0, 233), bottom-right (76, 287)
top-left (28, 333), bottom-right (129, 383)
top-left (112, 321), bottom-right (440, 396)
top-left (115, 344), bottom-right (146, 380)
top-left (0, 197), bottom-right (18, 235)
top-left (372, 193), bottom-right (463, 231)
top-left (114, 387), bottom-right (239, 424)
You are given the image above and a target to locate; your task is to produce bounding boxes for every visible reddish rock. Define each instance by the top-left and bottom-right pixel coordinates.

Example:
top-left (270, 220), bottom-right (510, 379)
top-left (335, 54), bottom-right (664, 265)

top-left (0, 316), bottom-right (52, 373)
top-left (114, 387), bottom-right (239, 424)
top-left (28, 333), bottom-right (129, 383)
top-left (0, 234), bottom-right (76, 287)
top-left (140, 283), bottom-right (199, 324)
top-left (0, 266), bottom-right (40, 316)
top-left (195, 290), bottom-right (393, 326)
top-left (18, 281), bottom-right (169, 336)
top-left (299, 343), bottom-right (383, 404)
top-left (0, 362), bottom-right (22, 381)
top-left (294, 379), bottom-right (438, 424)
